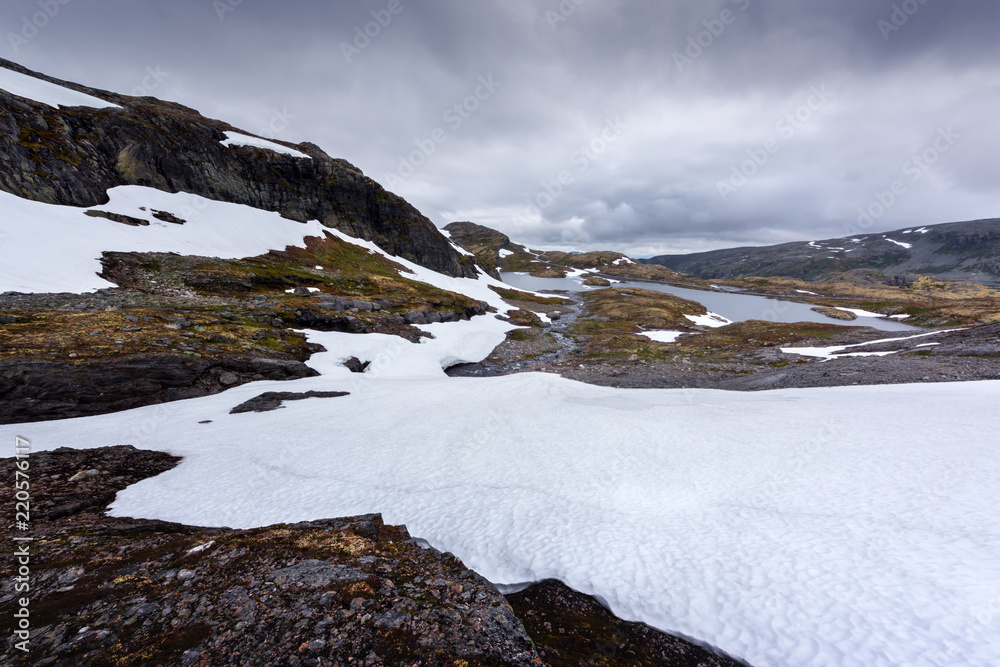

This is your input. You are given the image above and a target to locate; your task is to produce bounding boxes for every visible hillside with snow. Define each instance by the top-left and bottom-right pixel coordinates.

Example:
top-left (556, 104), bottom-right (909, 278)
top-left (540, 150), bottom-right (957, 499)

top-left (644, 220), bottom-right (1000, 285)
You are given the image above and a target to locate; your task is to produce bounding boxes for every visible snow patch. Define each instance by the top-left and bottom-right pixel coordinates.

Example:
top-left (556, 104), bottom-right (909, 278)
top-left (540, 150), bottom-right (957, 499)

top-left (640, 330), bottom-right (686, 343)
top-left (684, 312), bottom-right (732, 328)
top-left (221, 131), bottom-right (311, 159)
top-left (781, 329), bottom-right (963, 359)
top-left (0, 65), bottom-right (120, 109)
top-left (886, 239), bottom-right (913, 250)
top-left (835, 307), bottom-right (885, 319)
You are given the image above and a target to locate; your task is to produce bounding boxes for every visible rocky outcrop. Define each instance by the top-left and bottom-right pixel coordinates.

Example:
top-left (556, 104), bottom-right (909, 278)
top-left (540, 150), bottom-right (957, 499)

top-left (0, 446), bottom-right (543, 665)
top-left (0, 354), bottom-right (318, 424)
top-left (507, 580), bottom-right (746, 667)
top-left (443, 221), bottom-right (513, 278)
top-left (0, 58), bottom-right (477, 279)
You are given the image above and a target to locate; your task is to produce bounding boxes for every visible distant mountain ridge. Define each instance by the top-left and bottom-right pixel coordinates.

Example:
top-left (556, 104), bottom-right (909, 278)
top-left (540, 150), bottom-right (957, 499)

top-left (0, 58), bottom-right (476, 279)
top-left (642, 219), bottom-right (1000, 286)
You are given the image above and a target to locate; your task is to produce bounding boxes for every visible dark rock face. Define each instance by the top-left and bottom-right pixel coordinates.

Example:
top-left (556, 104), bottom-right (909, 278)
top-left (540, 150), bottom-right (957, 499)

top-left (0, 355), bottom-right (318, 424)
top-left (642, 219), bottom-right (1000, 286)
top-left (0, 58), bottom-right (477, 279)
top-left (507, 580), bottom-right (748, 667)
top-left (0, 446), bottom-right (543, 666)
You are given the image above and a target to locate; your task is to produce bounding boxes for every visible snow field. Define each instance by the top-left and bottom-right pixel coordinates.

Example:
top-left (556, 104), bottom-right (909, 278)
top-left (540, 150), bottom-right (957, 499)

top-left (0, 187), bottom-right (330, 293)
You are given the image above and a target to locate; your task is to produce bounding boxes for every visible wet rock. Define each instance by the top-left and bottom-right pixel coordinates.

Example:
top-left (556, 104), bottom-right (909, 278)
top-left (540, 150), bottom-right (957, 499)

top-left (342, 357), bottom-right (371, 374)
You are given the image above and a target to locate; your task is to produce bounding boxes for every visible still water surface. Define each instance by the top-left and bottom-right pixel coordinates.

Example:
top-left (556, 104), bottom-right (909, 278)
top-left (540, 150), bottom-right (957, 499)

top-left (500, 272), bottom-right (919, 332)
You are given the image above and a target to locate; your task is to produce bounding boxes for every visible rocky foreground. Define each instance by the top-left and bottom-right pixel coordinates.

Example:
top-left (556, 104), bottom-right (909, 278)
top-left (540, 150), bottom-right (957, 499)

top-left (1, 446), bottom-right (746, 666)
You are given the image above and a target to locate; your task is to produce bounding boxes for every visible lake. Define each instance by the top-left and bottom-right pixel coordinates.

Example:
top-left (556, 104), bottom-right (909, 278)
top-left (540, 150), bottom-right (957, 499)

top-left (500, 272), bottom-right (919, 332)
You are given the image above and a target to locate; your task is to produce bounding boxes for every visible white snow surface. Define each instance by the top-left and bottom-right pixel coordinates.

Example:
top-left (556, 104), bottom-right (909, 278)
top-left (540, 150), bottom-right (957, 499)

top-left (6, 329), bottom-right (1000, 667)
top-left (0, 65), bottom-right (120, 109)
top-left (498, 249), bottom-right (514, 258)
top-left (685, 312), bottom-right (733, 328)
top-left (795, 290), bottom-right (818, 296)
top-left (0, 186), bottom-right (330, 293)
top-left (221, 131), bottom-right (311, 159)
top-left (886, 239), bottom-right (913, 249)
top-left (640, 330), bottom-right (686, 343)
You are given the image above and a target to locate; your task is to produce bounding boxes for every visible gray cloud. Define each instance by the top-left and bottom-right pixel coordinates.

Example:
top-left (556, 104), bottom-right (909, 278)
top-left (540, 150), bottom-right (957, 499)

top-left (3, 0), bottom-right (999, 256)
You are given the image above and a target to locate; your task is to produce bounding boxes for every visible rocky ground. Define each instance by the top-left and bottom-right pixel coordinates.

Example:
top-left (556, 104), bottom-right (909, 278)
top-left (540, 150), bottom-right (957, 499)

top-left (1, 446), bottom-right (746, 666)
top-left (507, 582), bottom-right (746, 667)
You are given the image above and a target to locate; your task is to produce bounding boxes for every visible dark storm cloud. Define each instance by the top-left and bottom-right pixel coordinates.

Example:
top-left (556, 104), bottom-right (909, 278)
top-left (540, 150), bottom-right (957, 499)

top-left (3, 0), bottom-right (999, 255)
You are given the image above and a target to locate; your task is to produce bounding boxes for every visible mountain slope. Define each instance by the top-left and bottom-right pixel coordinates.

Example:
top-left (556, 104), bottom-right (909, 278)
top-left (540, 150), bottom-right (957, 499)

top-left (643, 219), bottom-right (1000, 285)
top-left (0, 58), bottom-right (476, 279)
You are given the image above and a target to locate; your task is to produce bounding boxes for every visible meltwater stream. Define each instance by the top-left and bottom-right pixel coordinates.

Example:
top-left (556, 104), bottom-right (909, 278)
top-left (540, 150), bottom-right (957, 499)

top-left (500, 272), bottom-right (919, 333)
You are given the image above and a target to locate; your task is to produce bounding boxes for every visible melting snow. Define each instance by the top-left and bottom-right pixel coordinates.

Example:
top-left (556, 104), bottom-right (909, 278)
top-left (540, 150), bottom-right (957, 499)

top-left (498, 249), bottom-right (514, 258)
top-left (886, 239), bottom-right (913, 250)
top-left (781, 329), bottom-right (963, 359)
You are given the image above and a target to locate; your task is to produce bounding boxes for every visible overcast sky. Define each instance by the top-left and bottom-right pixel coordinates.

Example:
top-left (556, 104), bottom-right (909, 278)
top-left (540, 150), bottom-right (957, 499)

top-left (4, 0), bottom-right (1000, 256)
